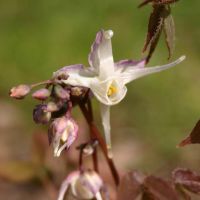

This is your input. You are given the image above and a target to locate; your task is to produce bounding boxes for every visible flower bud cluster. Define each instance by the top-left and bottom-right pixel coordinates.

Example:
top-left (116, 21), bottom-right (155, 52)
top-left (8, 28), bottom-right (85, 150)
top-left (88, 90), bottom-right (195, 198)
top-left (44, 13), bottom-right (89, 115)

top-left (10, 78), bottom-right (88, 157)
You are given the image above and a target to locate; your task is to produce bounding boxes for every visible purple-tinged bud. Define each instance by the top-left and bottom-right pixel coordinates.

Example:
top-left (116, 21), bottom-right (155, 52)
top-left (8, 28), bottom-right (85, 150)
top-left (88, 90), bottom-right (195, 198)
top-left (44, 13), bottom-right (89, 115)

top-left (9, 84), bottom-right (31, 99)
top-left (58, 170), bottom-right (103, 200)
top-left (46, 102), bottom-right (60, 112)
top-left (54, 85), bottom-right (70, 100)
top-left (48, 116), bottom-right (78, 157)
top-left (32, 88), bottom-right (50, 100)
top-left (33, 104), bottom-right (51, 124)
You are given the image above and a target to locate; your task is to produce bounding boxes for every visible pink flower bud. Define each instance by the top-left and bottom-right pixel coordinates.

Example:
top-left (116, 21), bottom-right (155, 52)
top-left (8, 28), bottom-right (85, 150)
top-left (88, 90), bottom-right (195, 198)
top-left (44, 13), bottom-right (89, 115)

top-left (48, 116), bottom-right (78, 157)
top-left (32, 88), bottom-right (50, 100)
top-left (54, 85), bottom-right (70, 100)
top-left (9, 84), bottom-right (31, 99)
top-left (58, 170), bottom-right (103, 200)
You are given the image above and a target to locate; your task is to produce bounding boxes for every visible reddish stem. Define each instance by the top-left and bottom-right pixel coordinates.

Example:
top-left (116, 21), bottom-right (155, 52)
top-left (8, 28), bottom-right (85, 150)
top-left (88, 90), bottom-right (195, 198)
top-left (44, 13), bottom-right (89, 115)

top-left (79, 102), bottom-right (120, 186)
top-left (87, 99), bottom-right (98, 172)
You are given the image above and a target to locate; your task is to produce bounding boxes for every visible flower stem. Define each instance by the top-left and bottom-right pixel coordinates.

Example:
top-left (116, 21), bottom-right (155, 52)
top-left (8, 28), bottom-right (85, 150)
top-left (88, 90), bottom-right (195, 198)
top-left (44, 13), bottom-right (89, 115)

top-left (79, 101), bottom-right (120, 186)
top-left (30, 80), bottom-right (53, 88)
top-left (87, 99), bottom-right (99, 172)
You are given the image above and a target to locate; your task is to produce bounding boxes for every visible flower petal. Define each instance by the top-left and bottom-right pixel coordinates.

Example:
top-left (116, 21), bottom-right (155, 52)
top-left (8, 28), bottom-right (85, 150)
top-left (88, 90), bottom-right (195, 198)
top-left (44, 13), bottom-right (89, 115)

top-left (115, 58), bottom-right (146, 73)
top-left (88, 29), bottom-right (115, 80)
top-left (90, 78), bottom-right (127, 106)
top-left (100, 104), bottom-right (113, 158)
top-left (88, 30), bottom-right (103, 74)
top-left (96, 192), bottom-right (103, 200)
top-left (121, 55), bottom-right (185, 84)
top-left (57, 171), bottom-right (80, 200)
top-left (53, 64), bottom-right (95, 88)
top-left (53, 64), bottom-right (84, 77)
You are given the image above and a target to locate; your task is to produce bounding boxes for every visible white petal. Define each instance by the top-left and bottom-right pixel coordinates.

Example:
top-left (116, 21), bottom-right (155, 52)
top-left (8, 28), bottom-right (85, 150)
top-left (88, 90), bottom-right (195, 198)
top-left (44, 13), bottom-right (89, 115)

top-left (99, 30), bottom-right (115, 79)
top-left (62, 73), bottom-right (94, 88)
top-left (122, 56), bottom-right (186, 84)
top-left (53, 64), bottom-right (95, 88)
top-left (100, 104), bottom-right (113, 158)
top-left (88, 30), bottom-right (115, 80)
top-left (95, 192), bottom-right (103, 200)
top-left (90, 78), bottom-right (127, 106)
top-left (57, 171), bottom-right (80, 200)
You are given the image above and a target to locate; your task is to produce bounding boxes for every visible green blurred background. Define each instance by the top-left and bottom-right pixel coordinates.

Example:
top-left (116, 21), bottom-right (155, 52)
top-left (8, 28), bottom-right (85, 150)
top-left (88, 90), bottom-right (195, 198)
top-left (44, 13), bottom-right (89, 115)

top-left (0, 0), bottom-right (200, 199)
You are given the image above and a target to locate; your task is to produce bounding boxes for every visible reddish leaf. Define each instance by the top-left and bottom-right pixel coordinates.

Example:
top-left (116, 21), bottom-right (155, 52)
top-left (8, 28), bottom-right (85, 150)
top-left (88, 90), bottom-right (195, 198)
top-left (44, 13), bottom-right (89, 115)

top-left (139, 0), bottom-right (179, 7)
top-left (143, 5), bottom-right (165, 53)
top-left (117, 171), bottom-right (145, 200)
top-left (164, 12), bottom-right (175, 59)
top-left (146, 30), bottom-right (162, 63)
top-left (143, 175), bottom-right (179, 200)
top-left (154, 0), bottom-right (179, 6)
top-left (178, 120), bottom-right (200, 147)
top-left (172, 168), bottom-right (200, 195)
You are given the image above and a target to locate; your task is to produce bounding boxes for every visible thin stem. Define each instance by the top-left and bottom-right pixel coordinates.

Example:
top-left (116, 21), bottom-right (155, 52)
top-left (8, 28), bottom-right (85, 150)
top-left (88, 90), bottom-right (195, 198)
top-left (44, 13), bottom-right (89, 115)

top-left (78, 148), bottom-right (84, 172)
top-left (30, 80), bottom-right (53, 88)
top-left (87, 99), bottom-right (99, 172)
top-left (79, 102), bottom-right (120, 186)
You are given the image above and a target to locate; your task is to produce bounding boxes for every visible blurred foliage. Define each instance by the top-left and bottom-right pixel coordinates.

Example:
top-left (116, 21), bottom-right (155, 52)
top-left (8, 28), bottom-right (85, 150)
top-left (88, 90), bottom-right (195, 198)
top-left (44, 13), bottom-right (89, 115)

top-left (0, 0), bottom-right (200, 172)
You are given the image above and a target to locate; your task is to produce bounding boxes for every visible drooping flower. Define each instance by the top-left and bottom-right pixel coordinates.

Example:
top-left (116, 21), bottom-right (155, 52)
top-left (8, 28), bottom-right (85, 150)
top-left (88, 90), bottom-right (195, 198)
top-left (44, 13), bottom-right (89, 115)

top-left (57, 170), bottom-right (103, 200)
top-left (48, 116), bottom-right (78, 157)
top-left (53, 29), bottom-right (185, 157)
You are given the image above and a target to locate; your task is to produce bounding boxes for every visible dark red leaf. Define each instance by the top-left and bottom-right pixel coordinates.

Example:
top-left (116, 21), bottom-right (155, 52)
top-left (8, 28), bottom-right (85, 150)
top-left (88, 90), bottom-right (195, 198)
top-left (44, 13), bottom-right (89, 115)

top-left (143, 5), bottom-right (165, 53)
top-left (154, 0), bottom-right (179, 6)
top-left (178, 120), bottom-right (200, 147)
top-left (117, 171), bottom-right (145, 200)
top-left (138, 0), bottom-right (179, 8)
top-left (146, 30), bottom-right (162, 63)
top-left (143, 175), bottom-right (179, 200)
top-left (172, 168), bottom-right (200, 195)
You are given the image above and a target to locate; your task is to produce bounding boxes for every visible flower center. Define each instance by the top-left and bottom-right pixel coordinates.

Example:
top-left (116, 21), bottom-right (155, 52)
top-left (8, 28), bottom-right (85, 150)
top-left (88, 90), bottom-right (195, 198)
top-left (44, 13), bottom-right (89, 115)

top-left (107, 85), bottom-right (118, 97)
top-left (61, 130), bottom-right (68, 142)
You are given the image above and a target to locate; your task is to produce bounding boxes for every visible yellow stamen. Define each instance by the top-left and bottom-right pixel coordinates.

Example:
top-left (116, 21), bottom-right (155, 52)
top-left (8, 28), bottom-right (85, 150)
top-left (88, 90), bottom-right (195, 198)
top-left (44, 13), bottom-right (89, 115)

top-left (107, 85), bottom-right (117, 97)
top-left (61, 130), bottom-right (68, 142)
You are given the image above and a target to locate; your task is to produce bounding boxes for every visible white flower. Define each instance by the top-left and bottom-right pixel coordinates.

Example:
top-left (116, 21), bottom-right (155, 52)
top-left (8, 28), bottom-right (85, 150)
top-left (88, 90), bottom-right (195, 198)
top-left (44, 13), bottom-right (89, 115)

top-left (57, 170), bottom-right (103, 200)
top-left (53, 29), bottom-right (185, 158)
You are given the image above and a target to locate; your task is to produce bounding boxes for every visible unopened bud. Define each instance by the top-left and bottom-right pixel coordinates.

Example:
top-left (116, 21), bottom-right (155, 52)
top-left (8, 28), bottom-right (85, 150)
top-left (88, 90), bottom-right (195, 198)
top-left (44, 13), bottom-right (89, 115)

top-left (32, 88), bottom-right (50, 100)
top-left (46, 102), bottom-right (60, 112)
top-left (33, 104), bottom-right (51, 124)
top-left (54, 85), bottom-right (70, 100)
top-left (9, 84), bottom-right (31, 99)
